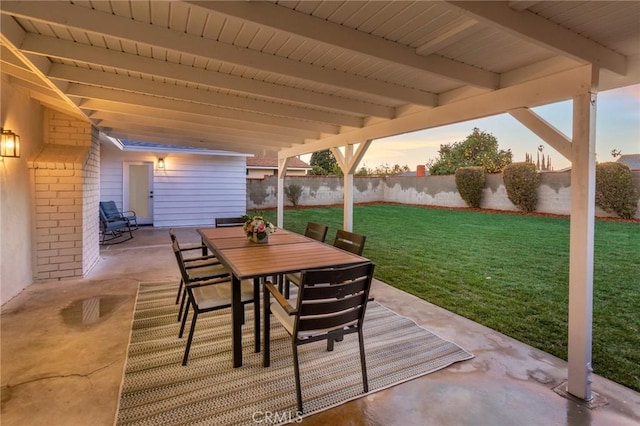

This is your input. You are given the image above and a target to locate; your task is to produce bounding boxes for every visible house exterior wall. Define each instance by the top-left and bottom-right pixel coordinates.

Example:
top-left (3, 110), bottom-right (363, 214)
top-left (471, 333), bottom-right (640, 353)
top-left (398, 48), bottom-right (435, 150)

top-left (247, 172), bottom-right (640, 219)
top-left (101, 147), bottom-right (246, 227)
top-left (100, 143), bottom-right (128, 211)
top-left (0, 75), bottom-right (43, 304)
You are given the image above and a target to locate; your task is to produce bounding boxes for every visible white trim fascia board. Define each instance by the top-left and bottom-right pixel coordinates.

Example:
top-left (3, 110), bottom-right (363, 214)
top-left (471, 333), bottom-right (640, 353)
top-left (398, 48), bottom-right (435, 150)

top-left (99, 133), bottom-right (124, 149)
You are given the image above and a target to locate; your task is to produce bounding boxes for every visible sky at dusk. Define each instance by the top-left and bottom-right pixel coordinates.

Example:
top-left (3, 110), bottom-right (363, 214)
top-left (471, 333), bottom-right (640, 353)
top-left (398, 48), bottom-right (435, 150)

top-left (304, 84), bottom-right (639, 172)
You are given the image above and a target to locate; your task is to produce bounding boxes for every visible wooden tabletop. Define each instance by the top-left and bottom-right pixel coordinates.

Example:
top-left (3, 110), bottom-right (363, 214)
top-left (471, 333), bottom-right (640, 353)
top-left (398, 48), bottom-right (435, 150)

top-left (197, 227), bottom-right (368, 278)
top-left (213, 241), bottom-right (368, 279)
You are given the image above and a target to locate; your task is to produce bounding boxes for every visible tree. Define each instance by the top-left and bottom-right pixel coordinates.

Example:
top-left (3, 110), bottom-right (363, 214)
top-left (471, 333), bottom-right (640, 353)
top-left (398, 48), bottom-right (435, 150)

top-left (309, 150), bottom-right (338, 175)
top-left (374, 163), bottom-right (410, 176)
top-left (284, 183), bottom-right (303, 207)
top-left (427, 128), bottom-right (513, 175)
top-left (355, 163), bottom-right (410, 176)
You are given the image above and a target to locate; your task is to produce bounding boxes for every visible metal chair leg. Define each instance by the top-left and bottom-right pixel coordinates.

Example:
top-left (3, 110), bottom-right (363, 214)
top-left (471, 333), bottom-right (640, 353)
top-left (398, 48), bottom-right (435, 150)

top-left (179, 299), bottom-right (191, 338)
top-left (177, 288), bottom-right (187, 322)
top-left (175, 279), bottom-right (183, 304)
top-left (182, 310), bottom-right (199, 366)
top-left (359, 330), bottom-right (369, 393)
top-left (293, 343), bottom-right (303, 413)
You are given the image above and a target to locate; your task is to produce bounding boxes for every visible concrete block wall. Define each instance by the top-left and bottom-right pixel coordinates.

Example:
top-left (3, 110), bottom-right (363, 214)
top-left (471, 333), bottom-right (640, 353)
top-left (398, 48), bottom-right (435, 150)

top-left (247, 171), bottom-right (640, 219)
top-left (248, 176), bottom-right (385, 209)
top-left (28, 110), bottom-right (99, 280)
top-left (383, 175), bottom-right (466, 208)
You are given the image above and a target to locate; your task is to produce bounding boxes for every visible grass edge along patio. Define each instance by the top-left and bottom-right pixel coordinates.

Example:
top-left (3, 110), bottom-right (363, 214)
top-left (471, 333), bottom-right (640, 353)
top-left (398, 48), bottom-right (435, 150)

top-left (263, 203), bottom-right (640, 393)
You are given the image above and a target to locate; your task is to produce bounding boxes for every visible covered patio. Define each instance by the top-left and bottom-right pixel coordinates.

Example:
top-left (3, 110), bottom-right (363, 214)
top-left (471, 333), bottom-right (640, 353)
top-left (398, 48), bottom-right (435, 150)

top-left (2, 1), bottom-right (640, 423)
top-left (2, 227), bottom-right (639, 425)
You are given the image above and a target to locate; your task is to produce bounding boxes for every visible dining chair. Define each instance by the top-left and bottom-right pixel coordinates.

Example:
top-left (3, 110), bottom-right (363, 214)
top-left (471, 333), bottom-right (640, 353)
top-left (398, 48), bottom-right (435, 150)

top-left (169, 229), bottom-right (221, 319)
top-left (303, 222), bottom-right (329, 243)
top-left (332, 229), bottom-right (366, 256)
top-left (280, 222), bottom-right (329, 296)
top-left (263, 262), bottom-right (375, 413)
top-left (169, 228), bottom-right (217, 263)
top-left (214, 216), bottom-right (246, 227)
top-left (172, 240), bottom-right (258, 366)
top-left (283, 228), bottom-right (363, 298)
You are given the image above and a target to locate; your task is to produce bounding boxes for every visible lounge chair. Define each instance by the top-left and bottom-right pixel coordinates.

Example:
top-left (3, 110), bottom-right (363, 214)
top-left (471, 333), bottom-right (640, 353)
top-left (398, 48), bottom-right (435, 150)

top-left (99, 207), bottom-right (133, 244)
top-left (99, 201), bottom-right (138, 230)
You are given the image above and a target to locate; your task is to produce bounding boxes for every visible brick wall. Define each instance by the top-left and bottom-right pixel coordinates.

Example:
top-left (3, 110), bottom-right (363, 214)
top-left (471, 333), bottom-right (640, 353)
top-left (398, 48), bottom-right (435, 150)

top-left (82, 126), bottom-right (100, 273)
top-left (29, 110), bottom-right (100, 280)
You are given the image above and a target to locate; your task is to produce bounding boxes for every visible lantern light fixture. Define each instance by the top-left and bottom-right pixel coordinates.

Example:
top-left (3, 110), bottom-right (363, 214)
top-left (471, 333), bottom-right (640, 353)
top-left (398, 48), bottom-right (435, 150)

top-left (0, 128), bottom-right (20, 158)
top-left (157, 158), bottom-right (165, 169)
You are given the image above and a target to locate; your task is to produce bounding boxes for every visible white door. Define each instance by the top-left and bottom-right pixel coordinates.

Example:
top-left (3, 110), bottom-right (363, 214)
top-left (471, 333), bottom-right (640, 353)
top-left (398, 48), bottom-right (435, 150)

top-left (124, 162), bottom-right (153, 225)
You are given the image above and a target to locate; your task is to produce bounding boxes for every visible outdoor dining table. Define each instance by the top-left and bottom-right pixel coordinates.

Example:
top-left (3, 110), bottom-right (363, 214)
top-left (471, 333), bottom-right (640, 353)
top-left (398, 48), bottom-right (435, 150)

top-left (197, 227), bottom-right (370, 367)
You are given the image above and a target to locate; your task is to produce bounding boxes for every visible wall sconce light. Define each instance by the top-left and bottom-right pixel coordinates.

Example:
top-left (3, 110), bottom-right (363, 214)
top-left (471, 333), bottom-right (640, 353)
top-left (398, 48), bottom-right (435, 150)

top-left (157, 158), bottom-right (165, 169)
top-left (1, 128), bottom-right (21, 158)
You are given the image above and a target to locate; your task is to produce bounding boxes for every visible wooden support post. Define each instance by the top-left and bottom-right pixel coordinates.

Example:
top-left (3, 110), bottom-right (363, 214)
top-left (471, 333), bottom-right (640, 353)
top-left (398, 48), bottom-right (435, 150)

top-left (567, 73), bottom-right (598, 401)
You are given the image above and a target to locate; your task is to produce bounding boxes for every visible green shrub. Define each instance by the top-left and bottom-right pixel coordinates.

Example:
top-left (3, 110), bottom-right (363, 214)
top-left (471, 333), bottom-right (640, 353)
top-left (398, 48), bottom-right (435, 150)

top-left (455, 166), bottom-right (485, 208)
top-left (503, 162), bottom-right (540, 212)
top-left (284, 183), bottom-right (303, 207)
top-left (596, 162), bottom-right (639, 219)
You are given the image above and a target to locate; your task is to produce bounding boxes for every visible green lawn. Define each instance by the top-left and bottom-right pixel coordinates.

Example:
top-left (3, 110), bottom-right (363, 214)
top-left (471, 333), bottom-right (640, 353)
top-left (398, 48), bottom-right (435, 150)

top-left (261, 204), bottom-right (640, 392)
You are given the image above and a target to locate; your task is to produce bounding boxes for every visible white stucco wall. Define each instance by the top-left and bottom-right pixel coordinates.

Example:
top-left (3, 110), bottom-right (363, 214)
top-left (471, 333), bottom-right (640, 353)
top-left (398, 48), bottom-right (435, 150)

top-left (0, 75), bottom-right (44, 304)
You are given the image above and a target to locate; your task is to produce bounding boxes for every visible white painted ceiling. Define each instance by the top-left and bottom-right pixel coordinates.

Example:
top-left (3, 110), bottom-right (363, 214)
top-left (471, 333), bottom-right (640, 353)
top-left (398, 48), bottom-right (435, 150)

top-left (1, 1), bottom-right (639, 158)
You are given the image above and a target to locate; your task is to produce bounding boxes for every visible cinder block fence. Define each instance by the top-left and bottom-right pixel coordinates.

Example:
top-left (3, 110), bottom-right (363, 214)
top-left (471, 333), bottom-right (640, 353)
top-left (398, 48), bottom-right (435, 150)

top-left (247, 172), bottom-right (640, 220)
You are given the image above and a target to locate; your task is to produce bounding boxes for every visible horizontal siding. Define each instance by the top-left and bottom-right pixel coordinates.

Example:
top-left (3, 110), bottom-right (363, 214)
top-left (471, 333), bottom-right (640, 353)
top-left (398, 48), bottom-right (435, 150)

top-left (100, 144), bottom-right (246, 227)
top-left (152, 154), bottom-right (246, 227)
top-left (100, 144), bottom-right (129, 209)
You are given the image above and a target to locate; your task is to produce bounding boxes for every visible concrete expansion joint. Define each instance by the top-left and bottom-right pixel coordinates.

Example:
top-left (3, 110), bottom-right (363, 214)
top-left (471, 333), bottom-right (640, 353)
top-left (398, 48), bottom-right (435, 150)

top-left (2, 359), bottom-right (118, 389)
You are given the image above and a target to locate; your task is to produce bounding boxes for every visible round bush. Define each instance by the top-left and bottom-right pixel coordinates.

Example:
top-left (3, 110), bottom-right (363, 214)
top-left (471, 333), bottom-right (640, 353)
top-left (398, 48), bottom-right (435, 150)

top-left (596, 162), bottom-right (639, 219)
top-left (503, 162), bottom-right (540, 212)
top-left (455, 166), bottom-right (485, 208)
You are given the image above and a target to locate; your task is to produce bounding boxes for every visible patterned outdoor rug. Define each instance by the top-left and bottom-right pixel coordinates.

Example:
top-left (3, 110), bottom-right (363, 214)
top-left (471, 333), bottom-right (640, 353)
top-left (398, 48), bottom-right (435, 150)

top-left (116, 282), bottom-right (474, 425)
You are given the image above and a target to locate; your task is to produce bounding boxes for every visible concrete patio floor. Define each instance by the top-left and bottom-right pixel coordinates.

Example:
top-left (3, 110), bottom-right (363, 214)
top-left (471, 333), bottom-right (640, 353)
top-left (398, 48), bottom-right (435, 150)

top-left (2, 227), bottom-right (639, 426)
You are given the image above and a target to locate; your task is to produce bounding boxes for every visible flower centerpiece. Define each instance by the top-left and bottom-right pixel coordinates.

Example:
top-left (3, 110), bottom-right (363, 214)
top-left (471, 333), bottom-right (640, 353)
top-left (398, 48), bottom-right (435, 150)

top-left (243, 213), bottom-right (275, 243)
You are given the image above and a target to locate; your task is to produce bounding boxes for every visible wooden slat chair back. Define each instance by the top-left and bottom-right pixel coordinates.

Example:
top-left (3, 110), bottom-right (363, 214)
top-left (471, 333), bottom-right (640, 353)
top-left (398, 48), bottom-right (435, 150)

top-left (263, 262), bottom-right (375, 413)
top-left (215, 216), bottom-right (246, 227)
top-left (304, 222), bottom-right (329, 243)
top-left (333, 229), bottom-right (366, 255)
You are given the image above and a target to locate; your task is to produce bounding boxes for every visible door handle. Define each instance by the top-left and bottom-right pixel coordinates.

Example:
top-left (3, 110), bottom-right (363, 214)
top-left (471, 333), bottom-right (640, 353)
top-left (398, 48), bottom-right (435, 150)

top-left (149, 191), bottom-right (154, 199)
